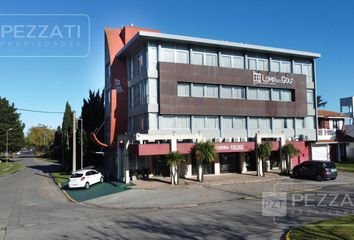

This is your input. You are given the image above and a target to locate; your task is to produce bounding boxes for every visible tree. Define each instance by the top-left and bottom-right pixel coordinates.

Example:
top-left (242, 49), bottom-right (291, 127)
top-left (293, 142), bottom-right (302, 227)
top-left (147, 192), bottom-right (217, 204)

top-left (256, 142), bottom-right (272, 177)
top-left (62, 102), bottom-right (73, 169)
top-left (50, 126), bottom-right (63, 160)
top-left (166, 151), bottom-right (185, 185)
top-left (193, 140), bottom-right (217, 183)
top-left (81, 90), bottom-right (104, 168)
top-left (282, 144), bottom-right (299, 175)
top-left (26, 125), bottom-right (55, 152)
top-left (317, 95), bottom-right (327, 108)
top-left (0, 97), bottom-right (25, 154)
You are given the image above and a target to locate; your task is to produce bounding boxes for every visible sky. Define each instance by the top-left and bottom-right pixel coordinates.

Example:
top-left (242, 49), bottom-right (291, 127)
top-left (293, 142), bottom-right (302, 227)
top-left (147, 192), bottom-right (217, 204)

top-left (0, 0), bottom-right (354, 134)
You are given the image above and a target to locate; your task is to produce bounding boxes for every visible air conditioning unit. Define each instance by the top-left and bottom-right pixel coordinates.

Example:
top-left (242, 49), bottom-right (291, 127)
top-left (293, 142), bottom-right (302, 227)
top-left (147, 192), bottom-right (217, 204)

top-left (240, 137), bottom-right (247, 142)
top-left (225, 137), bottom-right (233, 142)
top-left (214, 137), bottom-right (223, 143)
top-left (298, 135), bottom-right (305, 141)
top-left (233, 137), bottom-right (240, 142)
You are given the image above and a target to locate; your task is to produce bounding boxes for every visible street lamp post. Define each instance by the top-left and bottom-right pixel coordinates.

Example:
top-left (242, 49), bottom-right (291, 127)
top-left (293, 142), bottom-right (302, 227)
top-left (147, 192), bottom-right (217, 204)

top-left (80, 117), bottom-right (83, 170)
top-left (6, 128), bottom-right (13, 164)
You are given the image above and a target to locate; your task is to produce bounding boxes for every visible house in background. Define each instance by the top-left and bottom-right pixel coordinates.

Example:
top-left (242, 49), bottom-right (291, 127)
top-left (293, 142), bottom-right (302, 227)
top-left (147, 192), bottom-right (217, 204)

top-left (312, 110), bottom-right (348, 161)
top-left (340, 96), bottom-right (354, 160)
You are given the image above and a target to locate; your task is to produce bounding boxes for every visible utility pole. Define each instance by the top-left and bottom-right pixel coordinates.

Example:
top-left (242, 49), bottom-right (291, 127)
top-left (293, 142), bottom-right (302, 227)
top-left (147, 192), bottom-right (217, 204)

top-left (6, 128), bottom-right (13, 164)
top-left (80, 117), bottom-right (83, 170)
top-left (72, 111), bottom-right (76, 173)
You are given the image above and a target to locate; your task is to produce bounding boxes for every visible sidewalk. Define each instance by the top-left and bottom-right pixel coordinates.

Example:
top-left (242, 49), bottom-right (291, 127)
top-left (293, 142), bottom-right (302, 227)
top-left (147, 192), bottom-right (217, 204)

top-left (83, 172), bottom-right (354, 209)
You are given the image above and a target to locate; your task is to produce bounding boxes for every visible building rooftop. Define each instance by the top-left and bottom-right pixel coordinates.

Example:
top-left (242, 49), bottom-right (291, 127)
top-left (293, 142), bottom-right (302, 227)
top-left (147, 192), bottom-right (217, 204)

top-left (318, 110), bottom-right (346, 118)
top-left (116, 30), bottom-right (321, 59)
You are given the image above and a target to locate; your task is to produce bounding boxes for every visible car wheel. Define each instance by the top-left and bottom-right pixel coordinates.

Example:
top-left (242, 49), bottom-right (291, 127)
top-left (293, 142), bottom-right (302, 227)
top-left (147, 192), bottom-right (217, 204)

top-left (100, 177), bottom-right (104, 183)
top-left (316, 174), bottom-right (323, 181)
top-left (294, 171), bottom-right (299, 179)
top-left (85, 182), bottom-right (90, 189)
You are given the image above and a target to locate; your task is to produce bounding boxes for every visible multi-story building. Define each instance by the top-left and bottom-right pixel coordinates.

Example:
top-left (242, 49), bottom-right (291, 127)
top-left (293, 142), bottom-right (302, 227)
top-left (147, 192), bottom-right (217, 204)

top-left (95, 26), bottom-right (320, 182)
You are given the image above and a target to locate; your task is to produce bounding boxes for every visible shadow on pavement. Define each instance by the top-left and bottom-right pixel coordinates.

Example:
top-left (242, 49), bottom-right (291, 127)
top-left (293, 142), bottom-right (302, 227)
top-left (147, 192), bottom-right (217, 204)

top-left (27, 164), bottom-right (62, 174)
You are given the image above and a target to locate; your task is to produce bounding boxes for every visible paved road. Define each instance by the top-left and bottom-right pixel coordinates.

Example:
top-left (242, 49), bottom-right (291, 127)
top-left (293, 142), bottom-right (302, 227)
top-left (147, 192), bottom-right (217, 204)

top-left (1, 158), bottom-right (353, 240)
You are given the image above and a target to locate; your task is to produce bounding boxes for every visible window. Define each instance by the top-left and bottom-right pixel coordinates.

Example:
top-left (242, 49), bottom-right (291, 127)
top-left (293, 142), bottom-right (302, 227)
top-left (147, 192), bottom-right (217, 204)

top-left (193, 116), bottom-right (205, 129)
top-left (305, 117), bottom-right (315, 129)
top-left (247, 88), bottom-right (270, 100)
top-left (205, 54), bottom-right (217, 66)
top-left (191, 52), bottom-right (203, 65)
top-left (307, 89), bottom-right (314, 109)
top-left (249, 118), bottom-right (258, 129)
top-left (205, 116), bottom-right (219, 129)
top-left (220, 86), bottom-right (245, 99)
top-left (272, 89), bottom-right (281, 101)
top-left (248, 58), bottom-right (257, 70)
top-left (221, 55), bottom-right (231, 68)
top-left (281, 90), bottom-right (292, 101)
top-left (233, 117), bottom-right (246, 129)
top-left (271, 89), bottom-right (292, 101)
top-left (259, 118), bottom-right (271, 129)
top-left (295, 118), bottom-right (305, 129)
top-left (248, 57), bottom-right (269, 71)
top-left (258, 88), bottom-right (270, 100)
top-left (221, 117), bottom-right (233, 129)
top-left (273, 118), bottom-right (292, 129)
top-left (220, 86), bottom-right (232, 99)
top-left (161, 44), bottom-right (189, 64)
top-left (160, 116), bottom-right (175, 129)
top-left (161, 48), bottom-right (174, 62)
top-left (273, 118), bottom-right (284, 129)
top-left (205, 85), bottom-right (219, 98)
top-left (247, 88), bottom-right (258, 100)
top-left (191, 48), bottom-right (218, 66)
top-left (233, 87), bottom-right (245, 99)
top-left (232, 56), bottom-right (244, 69)
top-left (191, 84), bottom-right (204, 97)
top-left (249, 118), bottom-right (270, 129)
top-left (293, 61), bottom-right (313, 84)
top-left (220, 52), bottom-right (244, 69)
top-left (285, 118), bottom-right (294, 129)
top-left (175, 51), bottom-right (189, 64)
top-left (175, 116), bottom-right (190, 129)
top-left (132, 51), bottom-right (145, 78)
top-left (177, 83), bottom-right (190, 97)
top-left (271, 59), bottom-right (291, 73)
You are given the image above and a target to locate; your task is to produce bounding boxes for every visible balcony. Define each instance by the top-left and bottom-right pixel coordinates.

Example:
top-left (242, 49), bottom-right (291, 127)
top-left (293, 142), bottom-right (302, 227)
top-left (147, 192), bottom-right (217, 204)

top-left (318, 128), bottom-right (337, 141)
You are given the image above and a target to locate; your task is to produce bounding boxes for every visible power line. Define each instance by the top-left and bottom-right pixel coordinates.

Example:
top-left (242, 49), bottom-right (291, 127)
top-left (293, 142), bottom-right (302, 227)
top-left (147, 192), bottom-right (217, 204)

top-left (17, 108), bottom-right (64, 114)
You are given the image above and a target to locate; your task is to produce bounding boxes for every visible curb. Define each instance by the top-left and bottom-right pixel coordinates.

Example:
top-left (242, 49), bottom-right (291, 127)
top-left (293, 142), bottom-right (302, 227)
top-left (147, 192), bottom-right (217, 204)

top-left (48, 172), bottom-right (78, 204)
top-left (130, 176), bottom-right (287, 190)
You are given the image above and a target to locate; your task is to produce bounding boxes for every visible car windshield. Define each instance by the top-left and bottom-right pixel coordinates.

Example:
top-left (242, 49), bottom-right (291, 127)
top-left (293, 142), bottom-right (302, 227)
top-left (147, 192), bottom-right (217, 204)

top-left (324, 162), bottom-right (336, 168)
top-left (70, 173), bottom-right (83, 178)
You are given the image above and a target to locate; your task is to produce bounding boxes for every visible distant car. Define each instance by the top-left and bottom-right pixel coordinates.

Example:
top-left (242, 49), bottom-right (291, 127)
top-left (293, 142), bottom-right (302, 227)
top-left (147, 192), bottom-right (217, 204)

top-left (292, 160), bottom-right (337, 181)
top-left (68, 169), bottom-right (104, 189)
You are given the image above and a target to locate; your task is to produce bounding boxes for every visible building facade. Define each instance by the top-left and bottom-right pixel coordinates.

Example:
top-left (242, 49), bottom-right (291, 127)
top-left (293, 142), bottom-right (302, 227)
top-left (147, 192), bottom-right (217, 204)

top-left (97, 26), bottom-right (320, 182)
top-left (312, 110), bottom-right (347, 161)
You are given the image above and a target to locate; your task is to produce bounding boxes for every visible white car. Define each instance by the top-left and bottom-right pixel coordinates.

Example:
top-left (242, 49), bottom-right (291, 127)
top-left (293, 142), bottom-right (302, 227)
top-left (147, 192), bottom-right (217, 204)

top-left (68, 169), bottom-right (104, 189)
